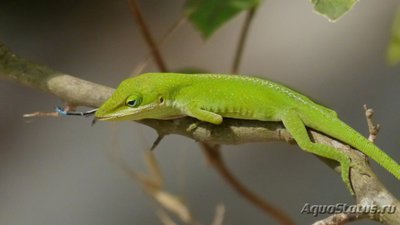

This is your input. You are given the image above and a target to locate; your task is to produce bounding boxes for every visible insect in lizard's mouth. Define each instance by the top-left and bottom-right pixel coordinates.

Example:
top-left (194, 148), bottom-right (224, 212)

top-left (56, 106), bottom-right (98, 117)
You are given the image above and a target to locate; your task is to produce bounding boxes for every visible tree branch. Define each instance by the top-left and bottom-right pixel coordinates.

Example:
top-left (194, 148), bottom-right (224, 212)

top-left (201, 143), bottom-right (294, 225)
top-left (131, 16), bottom-right (186, 76)
top-left (128, 0), bottom-right (168, 72)
top-left (232, 7), bottom-right (257, 74)
top-left (0, 43), bottom-right (113, 107)
top-left (0, 42), bottom-right (399, 224)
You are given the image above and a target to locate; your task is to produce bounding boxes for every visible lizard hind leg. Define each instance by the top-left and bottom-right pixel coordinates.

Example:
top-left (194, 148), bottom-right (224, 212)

top-left (281, 110), bottom-right (354, 195)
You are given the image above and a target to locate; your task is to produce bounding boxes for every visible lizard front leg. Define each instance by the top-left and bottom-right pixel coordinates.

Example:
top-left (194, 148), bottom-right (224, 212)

top-left (183, 103), bottom-right (223, 125)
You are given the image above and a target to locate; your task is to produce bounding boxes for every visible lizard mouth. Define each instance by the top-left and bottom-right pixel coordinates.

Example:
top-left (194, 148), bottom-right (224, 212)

top-left (95, 103), bottom-right (160, 121)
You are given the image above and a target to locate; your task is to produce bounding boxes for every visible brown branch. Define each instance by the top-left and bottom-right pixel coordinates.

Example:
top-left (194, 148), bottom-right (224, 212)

top-left (128, 0), bottom-right (168, 72)
top-left (0, 42), bottom-right (399, 224)
top-left (232, 7), bottom-right (257, 74)
top-left (201, 143), bottom-right (295, 225)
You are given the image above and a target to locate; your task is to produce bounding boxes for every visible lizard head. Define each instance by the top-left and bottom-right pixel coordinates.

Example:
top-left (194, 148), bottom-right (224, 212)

top-left (95, 73), bottom-right (170, 121)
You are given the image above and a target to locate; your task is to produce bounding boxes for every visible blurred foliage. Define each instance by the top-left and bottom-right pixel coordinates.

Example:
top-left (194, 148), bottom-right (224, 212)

top-left (311, 0), bottom-right (359, 21)
top-left (184, 0), bottom-right (259, 38)
top-left (184, 0), bottom-right (362, 40)
top-left (387, 7), bottom-right (400, 66)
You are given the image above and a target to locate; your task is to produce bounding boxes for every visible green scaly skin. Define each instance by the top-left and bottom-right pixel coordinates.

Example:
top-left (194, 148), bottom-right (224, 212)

top-left (95, 73), bottom-right (400, 194)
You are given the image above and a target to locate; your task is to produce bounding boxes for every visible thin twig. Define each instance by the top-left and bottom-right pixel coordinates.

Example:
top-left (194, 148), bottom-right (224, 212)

top-left (232, 7), bottom-right (257, 74)
top-left (131, 16), bottom-right (186, 76)
top-left (211, 204), bottom-right (225, 225)
top-left (150, 134), bottom-right (165, 151)
top-left (200, 143), bottom-right (295, 225)
top-left (110, 150), bottom-right (200, 225)
top-left (23, 111), bottom-right (59, 118)
top-left (23, 103), bottom-right (77, 118)
top-left (363, 104), bottom-right (381, 143)
top-left (128, 0), bottom-right (168, 72)
top-left (157, 210), bottom-right (178, 225)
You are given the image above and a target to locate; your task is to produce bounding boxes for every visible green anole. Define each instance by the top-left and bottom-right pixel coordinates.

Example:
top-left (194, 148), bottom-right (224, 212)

top-left (95, 72), bottom-right (400, 194)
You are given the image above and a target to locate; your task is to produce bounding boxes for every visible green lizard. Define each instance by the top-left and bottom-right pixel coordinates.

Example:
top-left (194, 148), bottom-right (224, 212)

top-left (95, 72), bottom-right (400, 193)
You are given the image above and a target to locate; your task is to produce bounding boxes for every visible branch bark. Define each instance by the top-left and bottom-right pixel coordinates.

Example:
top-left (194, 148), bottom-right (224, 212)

top-left (0, 42), bottom-right (399, 224)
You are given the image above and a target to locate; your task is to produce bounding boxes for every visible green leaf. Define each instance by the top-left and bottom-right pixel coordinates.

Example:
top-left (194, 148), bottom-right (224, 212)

top-left (184, 0), bottom-right (260, 38)
top-left (311, 0), bottom-right (359, 22)
top-left (387, 7), bottom-right (400, 66)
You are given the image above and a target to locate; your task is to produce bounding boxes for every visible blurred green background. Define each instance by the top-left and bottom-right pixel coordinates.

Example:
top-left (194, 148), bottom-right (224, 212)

top-left (0, 0), bottom-right (400, 224)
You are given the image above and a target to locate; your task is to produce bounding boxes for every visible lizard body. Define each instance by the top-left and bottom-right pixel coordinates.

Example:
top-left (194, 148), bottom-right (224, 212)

top-left (95, 73), bottom-right (400, 193)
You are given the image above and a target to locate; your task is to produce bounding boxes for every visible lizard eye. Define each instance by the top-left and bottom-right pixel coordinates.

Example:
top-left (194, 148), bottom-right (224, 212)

top-left (126, 100), bottom-right (137, 107)
top-left (125, 95), bottom-right (142, 107)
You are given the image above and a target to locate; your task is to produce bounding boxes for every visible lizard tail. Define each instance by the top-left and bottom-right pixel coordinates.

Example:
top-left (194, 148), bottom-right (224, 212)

top-left (333, 119), bottom-right (400, 180)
